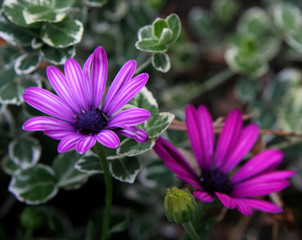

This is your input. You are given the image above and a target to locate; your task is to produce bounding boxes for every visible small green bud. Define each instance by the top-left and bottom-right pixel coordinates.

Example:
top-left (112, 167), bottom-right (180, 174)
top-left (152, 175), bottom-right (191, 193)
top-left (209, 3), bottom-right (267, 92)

top-left (20, 207), bottom-right (44, 231)
top-left (164, 187), bottom-right (197, 224)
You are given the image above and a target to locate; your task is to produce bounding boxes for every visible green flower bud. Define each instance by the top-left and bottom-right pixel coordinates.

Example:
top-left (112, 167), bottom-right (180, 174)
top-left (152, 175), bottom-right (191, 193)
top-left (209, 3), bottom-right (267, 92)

top-left (164, 187), bottom-right (197, 224)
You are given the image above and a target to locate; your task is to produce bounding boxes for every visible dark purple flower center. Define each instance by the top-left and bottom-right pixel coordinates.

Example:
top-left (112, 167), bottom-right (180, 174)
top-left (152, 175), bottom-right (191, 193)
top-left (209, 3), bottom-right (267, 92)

top-left (199, 169), bottom-right (232, 195)
top-left (75, 109), bottom-right (108, 135)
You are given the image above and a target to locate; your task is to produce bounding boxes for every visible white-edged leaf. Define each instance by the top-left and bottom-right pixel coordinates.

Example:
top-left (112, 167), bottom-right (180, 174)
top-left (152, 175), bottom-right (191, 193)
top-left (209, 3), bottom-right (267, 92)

top-left (23, 5), bottom-right (65, 24)
top-left (145, 112), bottom-right (175, 138)
top-left (75, 153), bottom-right (103, 174)
top-left (14, 53), bottom-right (41, 75)
top-left (117, 138), bottom-right (156, 157)
top-left (138, 25), bottom-right (154, 40)
top-left (8, 136), bottom-right (41, 169)
top-left (152, 53), bottom-right (171, 72)
top-left (9, 164), bottom-right (58, 205)
top-left (109, 157), bottom-right (141, 183)
top-left (40, 45), bottom-right (75, 64)
top-left (166, 13), bottom-right (181, 44)
top-left (1, 155), bottom-right (19, 175)
top-left (135, 39), bottom-right (167, 53)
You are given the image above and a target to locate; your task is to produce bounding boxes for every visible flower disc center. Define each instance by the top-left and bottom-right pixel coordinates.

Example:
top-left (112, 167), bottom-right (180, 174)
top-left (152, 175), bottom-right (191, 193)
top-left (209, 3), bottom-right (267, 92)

top-left (75, 109), bottom-right (107, 135)
top-left (199, 169), bottom-right (232, 195)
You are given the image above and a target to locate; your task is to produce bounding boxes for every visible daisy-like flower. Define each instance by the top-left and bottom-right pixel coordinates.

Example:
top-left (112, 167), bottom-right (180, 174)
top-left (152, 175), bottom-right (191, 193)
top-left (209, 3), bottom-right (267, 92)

top-left (23, 46), bottom-right (151, 154)
top-left (153, 105), bottom-right (295, 216)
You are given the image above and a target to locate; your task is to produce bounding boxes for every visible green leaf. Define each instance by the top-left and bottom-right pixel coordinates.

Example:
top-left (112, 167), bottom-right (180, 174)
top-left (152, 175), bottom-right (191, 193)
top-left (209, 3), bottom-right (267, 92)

top-left (0, 13), bottom-right (33, 46)
top-left (0, 76), bottom-right (41, 105)
top-left (110, 210), bottom-right (130, 234)
top-left (152, 18), bottom-right (168, 39)
top-left (152, 53), bottom-right (171, 72)
top-left (135, 39), bottom-right (167, 53)
top-left (75, 153), bottom-right (103, 174)
top-left (40, 45), bottom-right (75, 64)
top-left (145, 112), bottom-right (175, 138)
top-left (23, 5), bottom-right (65, 24)
top-left (14, 53), bottom-right (41, 75)
top-left (52, 150), bottom-right (90, 190)
top-left (8, 136), bottom-right (41, 169)
top-left (1, 155), bottom-right (19, 175)
top-left (286, 30), bottom-right (302, 53)
top-left (212, 0), bottom-right (239, 23)
top-left (41, 16), bottom-right (84, 48)
top-left (127, 87), bottom-right (159, 116)
top-left (158, 28), bottom-right (173, 45)
top-left (9, 164), bottom-right (57, 204)
top-left (117, 138), bottom-right (156, 157)
top-left (138, 25), bottom-right (154, 40)
top-left (235, 77), bottom-right (260, 102)
top-left (165, 13), bottom-right (181, 44)
top-left (109, 157), bottom-right (141, 183)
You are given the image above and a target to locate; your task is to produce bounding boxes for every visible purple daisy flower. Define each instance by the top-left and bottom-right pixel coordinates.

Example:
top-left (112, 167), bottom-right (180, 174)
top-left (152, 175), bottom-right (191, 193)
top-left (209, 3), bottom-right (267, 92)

top-left (153, 105), bottom-right (295, 216)
top-left (23, 46), bottom-right (151, 154)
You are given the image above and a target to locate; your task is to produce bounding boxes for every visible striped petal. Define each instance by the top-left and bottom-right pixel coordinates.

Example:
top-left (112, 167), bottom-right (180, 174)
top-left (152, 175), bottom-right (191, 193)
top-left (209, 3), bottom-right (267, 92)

top-left (236, 199), bottom-right (253, 216)
top-left (231, 149), bottom-right (283, 184)
top-left (106, 108), bottom-right (151, 128)
top-left (90, 46), bottom-right (108, 109)
top-left (115, 127), bottom-right (149, 143)
top-left (76, 135), bottom-right (96, 153)
top-left (216, 192), bottom-right (237, 209)
top-left (58, 134), bottom-right (82, 153)
top-left (44, 130), bottom-right (76, 140)
top-left (102, 73), bottom-right (148, 116)
top-left (23, 116), bottom-right (73, 131)
top-left (240, 199), bottom-right (283, 213)
top-left (23, 87), bottom-right (75, 122)
top-left (102, 60), bottom-right (136, 114)
top-left (193, 190), bottom-right (214, 202)
top-left (82, 54), bottom-right (93, 108)
top-left (96, 129), bottom-right (120, 148)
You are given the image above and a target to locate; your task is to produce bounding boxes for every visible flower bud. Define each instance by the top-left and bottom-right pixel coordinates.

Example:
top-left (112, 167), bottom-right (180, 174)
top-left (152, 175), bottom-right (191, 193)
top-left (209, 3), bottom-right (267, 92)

top-left (164, 187), bottom-right (197, 224)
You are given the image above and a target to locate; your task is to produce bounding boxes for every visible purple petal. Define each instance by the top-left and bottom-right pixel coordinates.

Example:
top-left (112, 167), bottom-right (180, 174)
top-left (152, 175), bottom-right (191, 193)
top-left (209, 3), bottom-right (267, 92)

top-left (23, 87), bottom-right (75, 122)
top-left (82, 54), bottom-right (93, 108)
top-left (193, 190), bottom-right (214, 202)
top-left (44, 130), bottom-right (76, 140)
top-left (90, 46), bottom-right (108, 109)
top-left (240, 199), bottom-right (283, 213)
top-left (231, 150), bottom-right (283, 184)
top-left (102, 73), bottom-right (148, 116)
top-left (46, 66), bottom-right (82, 113)
top-left (106, 108), bottom-right (150, 128)
top-left (221, 123), bottom-right (259, 173)
top-left (236, 200), bottom-right (253, 216)
top-left (58, 134), bottom-right (82, 153)
top-left (153, 137), bottom-right (200, 180)
top-left (96, 129), bottom-right (120, 148)
top-left (115, 126), bottom-right (149, 143)
top-left (215, 109), bottom-right (242, 169)
top-left (185, 105), bottom-right (207, 170)
top-left (64, 59), bottom-right (87, 110)
top-left (102, 60), bottom-right (136, 114)
top-left (215, 192), bottom-right (237, 209)
top-left (23, 116), bottom-right (73, 131)
top-left (76, 135), bottom-right (96, 153)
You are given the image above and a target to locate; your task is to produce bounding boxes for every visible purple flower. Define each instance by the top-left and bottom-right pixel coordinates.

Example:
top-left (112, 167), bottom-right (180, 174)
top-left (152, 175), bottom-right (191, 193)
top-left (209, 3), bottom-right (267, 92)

top-left (23, 46), bottom-right (151, 154)
top-left (153, 105), bottom-right (295, 216)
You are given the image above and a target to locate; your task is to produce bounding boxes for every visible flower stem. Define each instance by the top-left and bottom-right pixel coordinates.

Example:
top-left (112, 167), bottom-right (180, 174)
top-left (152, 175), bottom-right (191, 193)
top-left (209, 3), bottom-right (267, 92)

top-left (135, 57), bottom-right (152, 75)
top-left (182, 221), bottom-right (201, 240)
top-left (92, 144), bottom-right (112, 240)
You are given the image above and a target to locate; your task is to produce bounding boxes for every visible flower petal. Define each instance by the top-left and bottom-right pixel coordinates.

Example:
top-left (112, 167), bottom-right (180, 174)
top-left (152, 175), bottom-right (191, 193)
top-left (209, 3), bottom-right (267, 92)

top-left (153, 137), bottom-right (200, 181)
top-left (193, 190), bottom-right (214, 202)
top-left (58, 134), bottom-right (82, 153)
top-left (185, 105), bottom-right (207, 170)
top-left (215, 192), bottom-right (237, 209)
top-left (96, 129), bottom-right (120, 148)
top-left (23, 87), bottom-right (74, 122)
top-left (106, 108), bottom-right (151, 128)
top-left (221, 123), bottom-right (259, 173)
top-left (236, 199), bottom-right (253, 216)
top-left (22, 116), bottom-right (73, 131)
top-left (240, 199), bottom-right (283, 213)
top-left (115, 126), bottom-right (149, 143)
top-left (76, 135), bottom-right (96, 154)
top-left (90, 46), bottom-right (108, 109)
top-left (64, 58), bottom-right (87, 110)
top-left (44, 130), bottom-right (75, 140)
top-left (102, 60), bottom-right (136, 114)
top-left (82, 54), bottom-right (93, 108)
top-left (215, 109), bottom-right (242, 169)
top-left (231, 150), bottom-right (283, 184)
top-left (102, 73), bottom-right (148, 116)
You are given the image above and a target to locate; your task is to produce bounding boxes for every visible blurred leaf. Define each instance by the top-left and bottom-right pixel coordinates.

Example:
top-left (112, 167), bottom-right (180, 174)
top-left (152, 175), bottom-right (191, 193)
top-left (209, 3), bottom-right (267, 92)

top-left (9, 164), bottom-right (58, 204)
top-left (20, 206), bottom-right (44, 230)
top-left (75, 153), bottom-right (103, 174)
top-left (235, 77), bottom-right (260, 102)
top-left (286, 30), bottom-right (302, 53)
top-left (1, 155), bottom-right (19, 175)
top-left (165, 13), bottom-right (181, 45)
top-left (41, 16), bottom-right (83, 48)
top-left (152, 53), bottom-right (171, 72)
top-left (109, 157), bottom-right (141, 183)
top-left (14, 53), bottom-right (41, 75)
top-left (23, 5), bottom-right (65, 24)
top-left (212, 0), bottom-right (239, 23)
top-left (8, 136), bottom-right (41, 169)
top-left (110, 210), bottom-right (130, 234)
top-left (52, 150), bottom-right (90, 190)
top-left (135, 39), bottom-right (167, 53)
top-left (41, 45), bottom-right (75, 64)
top-left (152, 18), bottom-right (168, 39)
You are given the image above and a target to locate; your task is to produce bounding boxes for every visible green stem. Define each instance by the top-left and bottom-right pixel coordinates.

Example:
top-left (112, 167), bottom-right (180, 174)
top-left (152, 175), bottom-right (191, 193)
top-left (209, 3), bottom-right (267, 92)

top-left (92, 144), bottom-right (112, 240)
top-left (135, 57), bottom-right (152, 75)
top-left (182, 221), bottom-right (201, 240)
top-left (199, 69), bottom-right (234, 95)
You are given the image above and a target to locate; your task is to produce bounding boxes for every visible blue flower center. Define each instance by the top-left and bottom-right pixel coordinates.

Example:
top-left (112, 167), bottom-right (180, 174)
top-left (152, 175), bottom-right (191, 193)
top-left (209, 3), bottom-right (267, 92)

top-left (75, 109), bottom-right (108, 135)
top-left (199, 169), bottom-right (232, 195)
